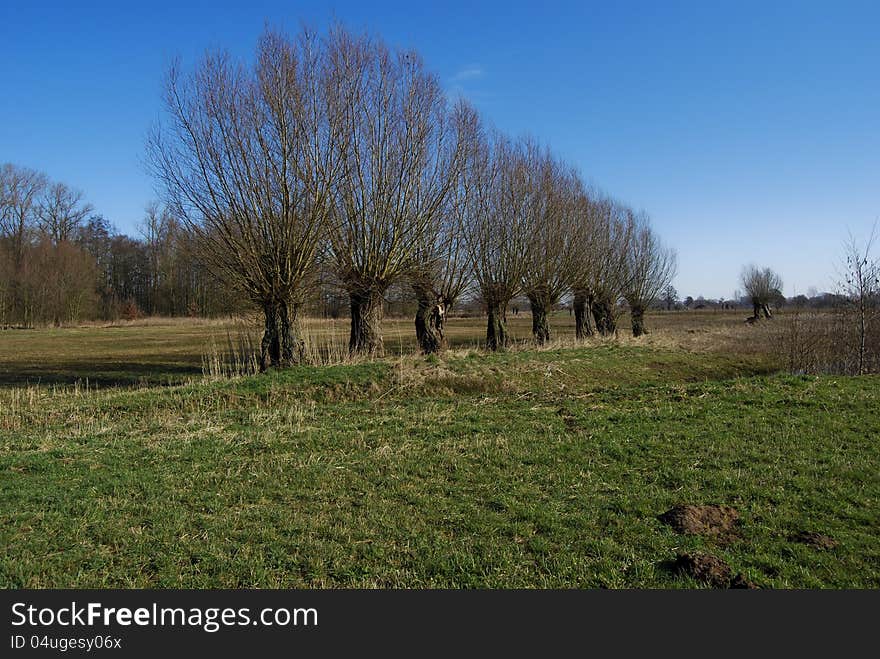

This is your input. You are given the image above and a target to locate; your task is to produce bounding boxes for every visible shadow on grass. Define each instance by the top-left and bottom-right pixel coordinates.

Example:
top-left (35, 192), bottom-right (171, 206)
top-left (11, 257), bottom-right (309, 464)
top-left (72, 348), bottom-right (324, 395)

top-left (0, 360), bottom-right (202, 389)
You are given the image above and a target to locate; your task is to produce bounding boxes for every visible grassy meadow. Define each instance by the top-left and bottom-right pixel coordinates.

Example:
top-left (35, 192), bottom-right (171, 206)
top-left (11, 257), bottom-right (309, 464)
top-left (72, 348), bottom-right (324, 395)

top-left (0, 310), bottom-right (770, 387)
top-left (1, 311), bottom-right (878, 587)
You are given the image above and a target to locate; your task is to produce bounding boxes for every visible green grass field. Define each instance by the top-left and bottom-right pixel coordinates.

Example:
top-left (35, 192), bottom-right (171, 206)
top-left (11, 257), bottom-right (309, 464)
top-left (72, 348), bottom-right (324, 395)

top-left (1, 314), bottom-right (878, 588)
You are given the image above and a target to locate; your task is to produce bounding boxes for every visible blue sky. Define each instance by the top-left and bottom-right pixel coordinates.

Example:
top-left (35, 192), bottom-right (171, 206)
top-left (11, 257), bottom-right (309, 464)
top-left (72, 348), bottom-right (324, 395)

top-left (1, 1), bottom-right (877, 298)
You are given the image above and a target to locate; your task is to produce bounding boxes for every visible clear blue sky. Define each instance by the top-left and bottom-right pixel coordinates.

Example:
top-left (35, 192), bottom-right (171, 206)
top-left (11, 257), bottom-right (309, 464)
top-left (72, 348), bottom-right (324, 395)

top-left (1, 0), bottom-right (877, 299)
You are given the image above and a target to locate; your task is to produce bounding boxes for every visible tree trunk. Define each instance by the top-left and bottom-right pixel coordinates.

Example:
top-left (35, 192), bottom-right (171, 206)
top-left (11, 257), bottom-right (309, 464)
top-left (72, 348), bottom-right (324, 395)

top-left (605, 303), bottom-right (617, 335)
top-left (260, 299), bottom-right (304, 371)
top-left (527, 293), bottom-right (551, 344)
top-left (278, 299), bottom-right (304, 365)
top-left (591, 297), bottom-right (616, 336)
top-left (260, 301), bottom-right (281, 372)
top-left (414, 286), bottom-right (447, 354)
top-left (573, 290), bottom-right (593, 339)
top-left (349, 289), bottom-right (385, 357)
top-left (485, 300), bottom-right (509, 351)
top-left (761, 303), bottom-right (772, 319)
top-left (631, 304), bottom-right (646, 337)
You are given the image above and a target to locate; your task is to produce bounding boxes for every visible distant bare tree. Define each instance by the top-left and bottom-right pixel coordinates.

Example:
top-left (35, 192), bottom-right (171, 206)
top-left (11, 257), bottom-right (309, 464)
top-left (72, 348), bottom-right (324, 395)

top-left (571, 197), bottom-right (633, 336)
top-left (568, 187), bottom-right (600, 339)
top-left (141, 202), bottom-right (193, 315)
top-left (409, 102), bottom-right (481, 353)
top-left (325, 28), bottom-right (465, 356)
top-left (0, 164), bottom-right (48, 325)
top-left (464, 135), bottom-right (530, 350)
top-left (838, 225), bottom-right (880, 374)
top-left (29, 239), bottom-right (99, 325)
top-left (741, 265), bottom-right (783, 320)
top-left (0, 164), bottom-right (46, 267)
top-left (624, 216), bottom-right (677, 336)
top-left (36, 182), bottom-right (93, 244)
top-left (141, 202), bottom-right (169, 315)
top-left (149, 28), bottom-right (343, 370)
top-left (520, 144), bottom-right (579, 344)
top-left (661, 284), bottom-right (678, 311)
top-left (0, 245), bottom-right (12, 325)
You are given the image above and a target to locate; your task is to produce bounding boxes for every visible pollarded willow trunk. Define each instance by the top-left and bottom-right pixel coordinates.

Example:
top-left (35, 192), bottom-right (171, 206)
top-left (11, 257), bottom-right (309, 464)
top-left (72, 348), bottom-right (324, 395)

top-left (527, 293), bottom-right (552, 345)
top-left (761, 303), bottom-right (772, 319)
top-left (349, 289), bottom-right (385, 357)
top-left (591, 297), bottom-right (617, 336)
top-left (485, 299), bottom-right (509, 351)
top-left (260, 299), bottom-right (305, 372)
top-left (630, 304), bottom-right (646, 337)
top-left (414, 286), bottom-right (448, 354)
top-left (278, 299), bottom-right (304, 365)
top-left (260, 301), bottom-right (282, 372)
top-left (573, 289), bottom-right (593, 340)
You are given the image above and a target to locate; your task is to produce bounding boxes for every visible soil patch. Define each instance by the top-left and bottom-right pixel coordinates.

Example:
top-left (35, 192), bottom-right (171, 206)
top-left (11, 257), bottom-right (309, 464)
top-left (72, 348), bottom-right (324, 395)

top-left (790, 531), bottom-right (837, 550)
top-left (659, 504), bottom-right (740, 540)
top-left (673, 552), bottom-right (759, 589)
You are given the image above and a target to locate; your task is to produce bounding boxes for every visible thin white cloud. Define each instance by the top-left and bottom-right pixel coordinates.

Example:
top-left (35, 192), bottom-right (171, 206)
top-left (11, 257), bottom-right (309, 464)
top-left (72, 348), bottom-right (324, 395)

top-left (450, 65), bottom-right (484, 82)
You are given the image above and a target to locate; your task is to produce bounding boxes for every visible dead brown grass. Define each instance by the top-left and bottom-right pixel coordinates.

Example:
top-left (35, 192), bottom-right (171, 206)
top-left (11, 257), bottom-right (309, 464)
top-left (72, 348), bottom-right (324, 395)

top-left (0, 307), bottom-right (794, 388)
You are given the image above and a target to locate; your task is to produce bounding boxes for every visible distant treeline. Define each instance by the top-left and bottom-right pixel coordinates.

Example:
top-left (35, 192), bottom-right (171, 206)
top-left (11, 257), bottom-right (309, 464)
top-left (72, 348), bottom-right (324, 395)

top-left (654, 291), bottom-right (844, 312)
top-left (0, 164), bottom-right (243, 326)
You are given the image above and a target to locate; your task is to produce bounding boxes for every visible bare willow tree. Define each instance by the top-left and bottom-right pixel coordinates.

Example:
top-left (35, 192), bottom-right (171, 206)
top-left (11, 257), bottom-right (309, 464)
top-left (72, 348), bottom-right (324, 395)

top-left (149, 28), bottom-right (343, 370)
top-left (325, 28), bottom-right (465, 357)
top-left (519, 145), bottom-right (579, 344)
top-left (409, 102), bottom-right (481, 353)
top-left (568, 186), bottom-right (600, 339)
top-left (623, 215), bottom-right (677, 336)
top-left (571, 196), bottom-right (633, 336)
top-left (465, 135), bottom-right (530, 350)
top-left (741, 265), bottom-right (783, 320)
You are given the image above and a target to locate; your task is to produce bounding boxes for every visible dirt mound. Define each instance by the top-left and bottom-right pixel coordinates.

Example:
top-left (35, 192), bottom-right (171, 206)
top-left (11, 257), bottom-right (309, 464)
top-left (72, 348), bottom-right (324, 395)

top-left (790, 531), bottom-right (837, 550)
top-left (673, 552), bottom-right (759, 589)
top-left (729, 573), bottom-right (760, 589)
top-left (658, 504), bottom-right (740, 539)
top-left (673, 552), bottom-right (732, 588)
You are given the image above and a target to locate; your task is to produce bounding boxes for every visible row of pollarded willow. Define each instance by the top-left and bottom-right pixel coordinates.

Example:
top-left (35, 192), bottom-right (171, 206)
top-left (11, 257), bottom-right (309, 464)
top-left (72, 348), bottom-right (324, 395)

top-left (467, 146), bottom-right (678, 348)
top-left (149, 25), bottom-right (677, 367)
top-left (150, 26), bottom-right (476, 366)
top-left (324, 30), bottom-right (477, 357)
